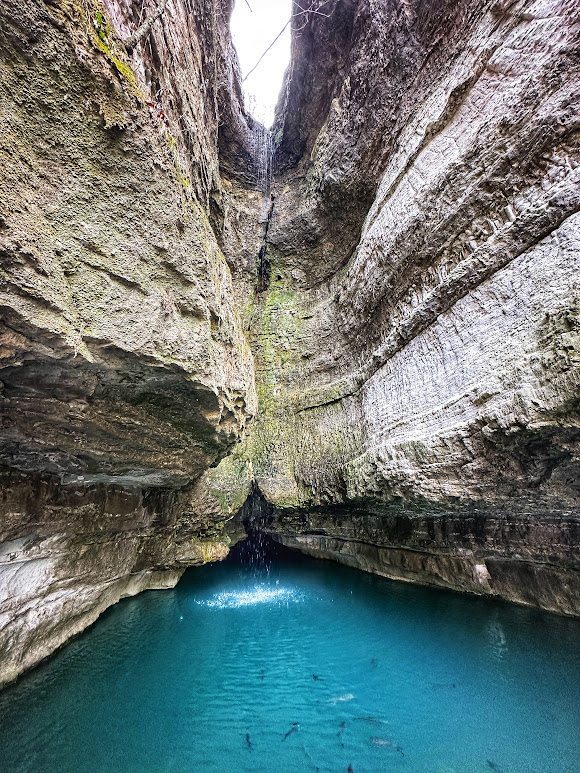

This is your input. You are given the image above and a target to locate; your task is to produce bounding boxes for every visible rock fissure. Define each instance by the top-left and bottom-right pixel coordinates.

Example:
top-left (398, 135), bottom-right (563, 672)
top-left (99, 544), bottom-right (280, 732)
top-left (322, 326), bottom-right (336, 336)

top-left (256, 192), bottom-right (275, 295)
top-left (0, 0), bottom-right (579, 688)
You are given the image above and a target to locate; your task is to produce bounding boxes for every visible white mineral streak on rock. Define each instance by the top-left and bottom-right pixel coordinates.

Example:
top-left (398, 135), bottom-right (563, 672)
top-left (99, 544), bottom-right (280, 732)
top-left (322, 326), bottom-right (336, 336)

top-left (474, 564), bottom-right (492, 586)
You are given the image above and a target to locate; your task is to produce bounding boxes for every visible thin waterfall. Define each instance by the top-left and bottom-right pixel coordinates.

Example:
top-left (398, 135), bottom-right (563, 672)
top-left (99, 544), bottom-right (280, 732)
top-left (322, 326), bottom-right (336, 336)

top-left (252, 121), bottom-right (274, 292)
top-left (226, 485), bottom-right (280, 572)
top-left (253, 121), bottom-right (274, 199)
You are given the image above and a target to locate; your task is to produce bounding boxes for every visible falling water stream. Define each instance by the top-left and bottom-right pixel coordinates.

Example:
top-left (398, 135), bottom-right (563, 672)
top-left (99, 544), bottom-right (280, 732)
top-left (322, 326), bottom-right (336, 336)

top-left (253, 121), bottom-right (274, 293)
top-left (253, 122), bottom-right (274, 198)
top-left (0, 536), bottom-right (579, 773)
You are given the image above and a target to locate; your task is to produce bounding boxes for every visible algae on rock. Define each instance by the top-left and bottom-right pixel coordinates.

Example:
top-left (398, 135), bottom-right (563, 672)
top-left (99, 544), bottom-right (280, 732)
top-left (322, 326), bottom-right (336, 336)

top-left (1, 0), bottom-right (580, 691)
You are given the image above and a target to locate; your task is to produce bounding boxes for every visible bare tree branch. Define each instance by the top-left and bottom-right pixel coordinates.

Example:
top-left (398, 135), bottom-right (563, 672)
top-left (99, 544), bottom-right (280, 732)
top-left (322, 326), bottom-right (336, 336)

top-left (125, 0), bottom-right (169, 53)
top-left (243, 18), bottom-right (291, 82)
top-left (242, 1), bottom-right (331, 81)
top-left (293, 1), bottom-right (330, 17)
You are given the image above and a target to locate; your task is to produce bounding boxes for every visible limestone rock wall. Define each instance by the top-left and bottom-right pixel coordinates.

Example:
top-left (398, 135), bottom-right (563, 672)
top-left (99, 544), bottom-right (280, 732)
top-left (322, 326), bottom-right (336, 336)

top-left (1, 0), bottom-right (580, 691)
top-left (243, 0), bottom-right (580, 614)
top-left (0, 0), bottom-right (260, 687)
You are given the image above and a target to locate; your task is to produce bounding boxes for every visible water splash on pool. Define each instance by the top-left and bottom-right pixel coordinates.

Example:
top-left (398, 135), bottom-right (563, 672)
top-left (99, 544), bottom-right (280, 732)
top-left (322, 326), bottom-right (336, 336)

top-left (0, 551), bottom-right (579, 773)
top-left (196, 583), bottom-right (305, 609)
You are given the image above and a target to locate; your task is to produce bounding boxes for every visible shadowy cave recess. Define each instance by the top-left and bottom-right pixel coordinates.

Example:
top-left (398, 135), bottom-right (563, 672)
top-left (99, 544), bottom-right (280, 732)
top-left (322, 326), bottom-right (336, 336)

top-left (226, 485), bottom-right (280, 566)
top-left (0, 0), bottom-right (579, 689)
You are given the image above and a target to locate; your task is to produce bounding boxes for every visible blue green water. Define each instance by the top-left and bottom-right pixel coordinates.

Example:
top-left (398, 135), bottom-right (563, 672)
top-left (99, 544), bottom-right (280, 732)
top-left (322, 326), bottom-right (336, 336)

top-left (1, 549), bottom-right (579, 773)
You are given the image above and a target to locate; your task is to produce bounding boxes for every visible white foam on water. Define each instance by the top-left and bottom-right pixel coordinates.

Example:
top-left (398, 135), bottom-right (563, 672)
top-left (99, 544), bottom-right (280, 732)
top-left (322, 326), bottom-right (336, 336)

top-left (196, 584), bottom-right (304, 609)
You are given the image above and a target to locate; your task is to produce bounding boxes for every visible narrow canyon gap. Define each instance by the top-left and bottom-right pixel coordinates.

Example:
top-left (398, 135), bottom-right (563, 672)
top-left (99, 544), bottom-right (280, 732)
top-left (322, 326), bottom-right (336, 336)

top-left (230, 0), bottom-right (292, 126)
top-left (0, 0), bottom-right (579, 688)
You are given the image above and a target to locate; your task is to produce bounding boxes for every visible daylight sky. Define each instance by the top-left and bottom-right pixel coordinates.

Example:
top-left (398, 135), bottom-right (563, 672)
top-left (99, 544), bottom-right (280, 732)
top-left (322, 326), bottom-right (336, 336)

top-left (230, 0), bottom-right (292, 127)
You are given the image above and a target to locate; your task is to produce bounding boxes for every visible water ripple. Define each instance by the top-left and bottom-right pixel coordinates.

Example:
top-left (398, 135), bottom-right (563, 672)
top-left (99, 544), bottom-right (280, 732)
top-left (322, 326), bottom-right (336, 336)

top-left (0, 560), bottom-right (579, 773)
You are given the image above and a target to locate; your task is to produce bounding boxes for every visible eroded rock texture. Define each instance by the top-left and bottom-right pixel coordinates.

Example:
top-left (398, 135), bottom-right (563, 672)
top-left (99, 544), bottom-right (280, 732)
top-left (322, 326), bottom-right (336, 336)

top-left (1, 0), bottom-right (579, 689)
top-left (0, 0), bottom-right (261, 687)
top-left (228, 0), bottom-right (580, 616)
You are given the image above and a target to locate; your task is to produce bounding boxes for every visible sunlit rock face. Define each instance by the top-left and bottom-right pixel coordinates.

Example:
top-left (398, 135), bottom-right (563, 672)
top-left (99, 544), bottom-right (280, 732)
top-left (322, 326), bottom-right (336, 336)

top-left (0, 0), bottom-right (260, 687)
top-left (239, 0), bottom-right (580, 615)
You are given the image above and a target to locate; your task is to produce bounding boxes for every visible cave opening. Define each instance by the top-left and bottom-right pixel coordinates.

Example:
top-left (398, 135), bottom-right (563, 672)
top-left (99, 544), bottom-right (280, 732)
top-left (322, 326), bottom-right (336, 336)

top-left (229, 0), bottom-right (292, 126)
top-left (224, 483), bottom-right (306, 568)
top-left (226, 526), bottom-right (310, 568)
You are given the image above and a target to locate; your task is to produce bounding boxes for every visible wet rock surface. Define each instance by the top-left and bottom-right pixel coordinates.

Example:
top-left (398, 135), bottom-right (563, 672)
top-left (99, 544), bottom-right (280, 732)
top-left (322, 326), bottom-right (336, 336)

top-left (0, 0), bottom-right (259, 686)
top-left (1, 0), bottom-right (579, 688)
top-left (237, 0), bottom-right (580, 615)
top-left (267, 508), bottom-right (580, 617)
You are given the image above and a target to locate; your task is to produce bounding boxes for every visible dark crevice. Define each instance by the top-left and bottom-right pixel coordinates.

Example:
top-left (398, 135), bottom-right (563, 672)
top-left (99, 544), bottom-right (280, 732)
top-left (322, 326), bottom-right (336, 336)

top-left (226, 484), bottom-right (311, 567)
top-left (237, 482), bottom-right (274, 532)
top-left (256, 195), bottom-right (275, 295)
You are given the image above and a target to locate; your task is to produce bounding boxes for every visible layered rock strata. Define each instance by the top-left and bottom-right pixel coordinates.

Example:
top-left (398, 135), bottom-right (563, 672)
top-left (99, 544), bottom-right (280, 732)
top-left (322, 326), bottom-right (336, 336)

top-left (1, 0), bottom-right (579, 690)
top-left (224, 0), bottom-right (580, 616)
top-left (0, 0), bottom-right (261, 687)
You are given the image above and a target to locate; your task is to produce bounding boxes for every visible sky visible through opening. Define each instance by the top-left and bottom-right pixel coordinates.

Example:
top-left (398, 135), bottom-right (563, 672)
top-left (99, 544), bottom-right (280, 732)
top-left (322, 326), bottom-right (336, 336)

top-left (230, 0), bottom-right (292, 128)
